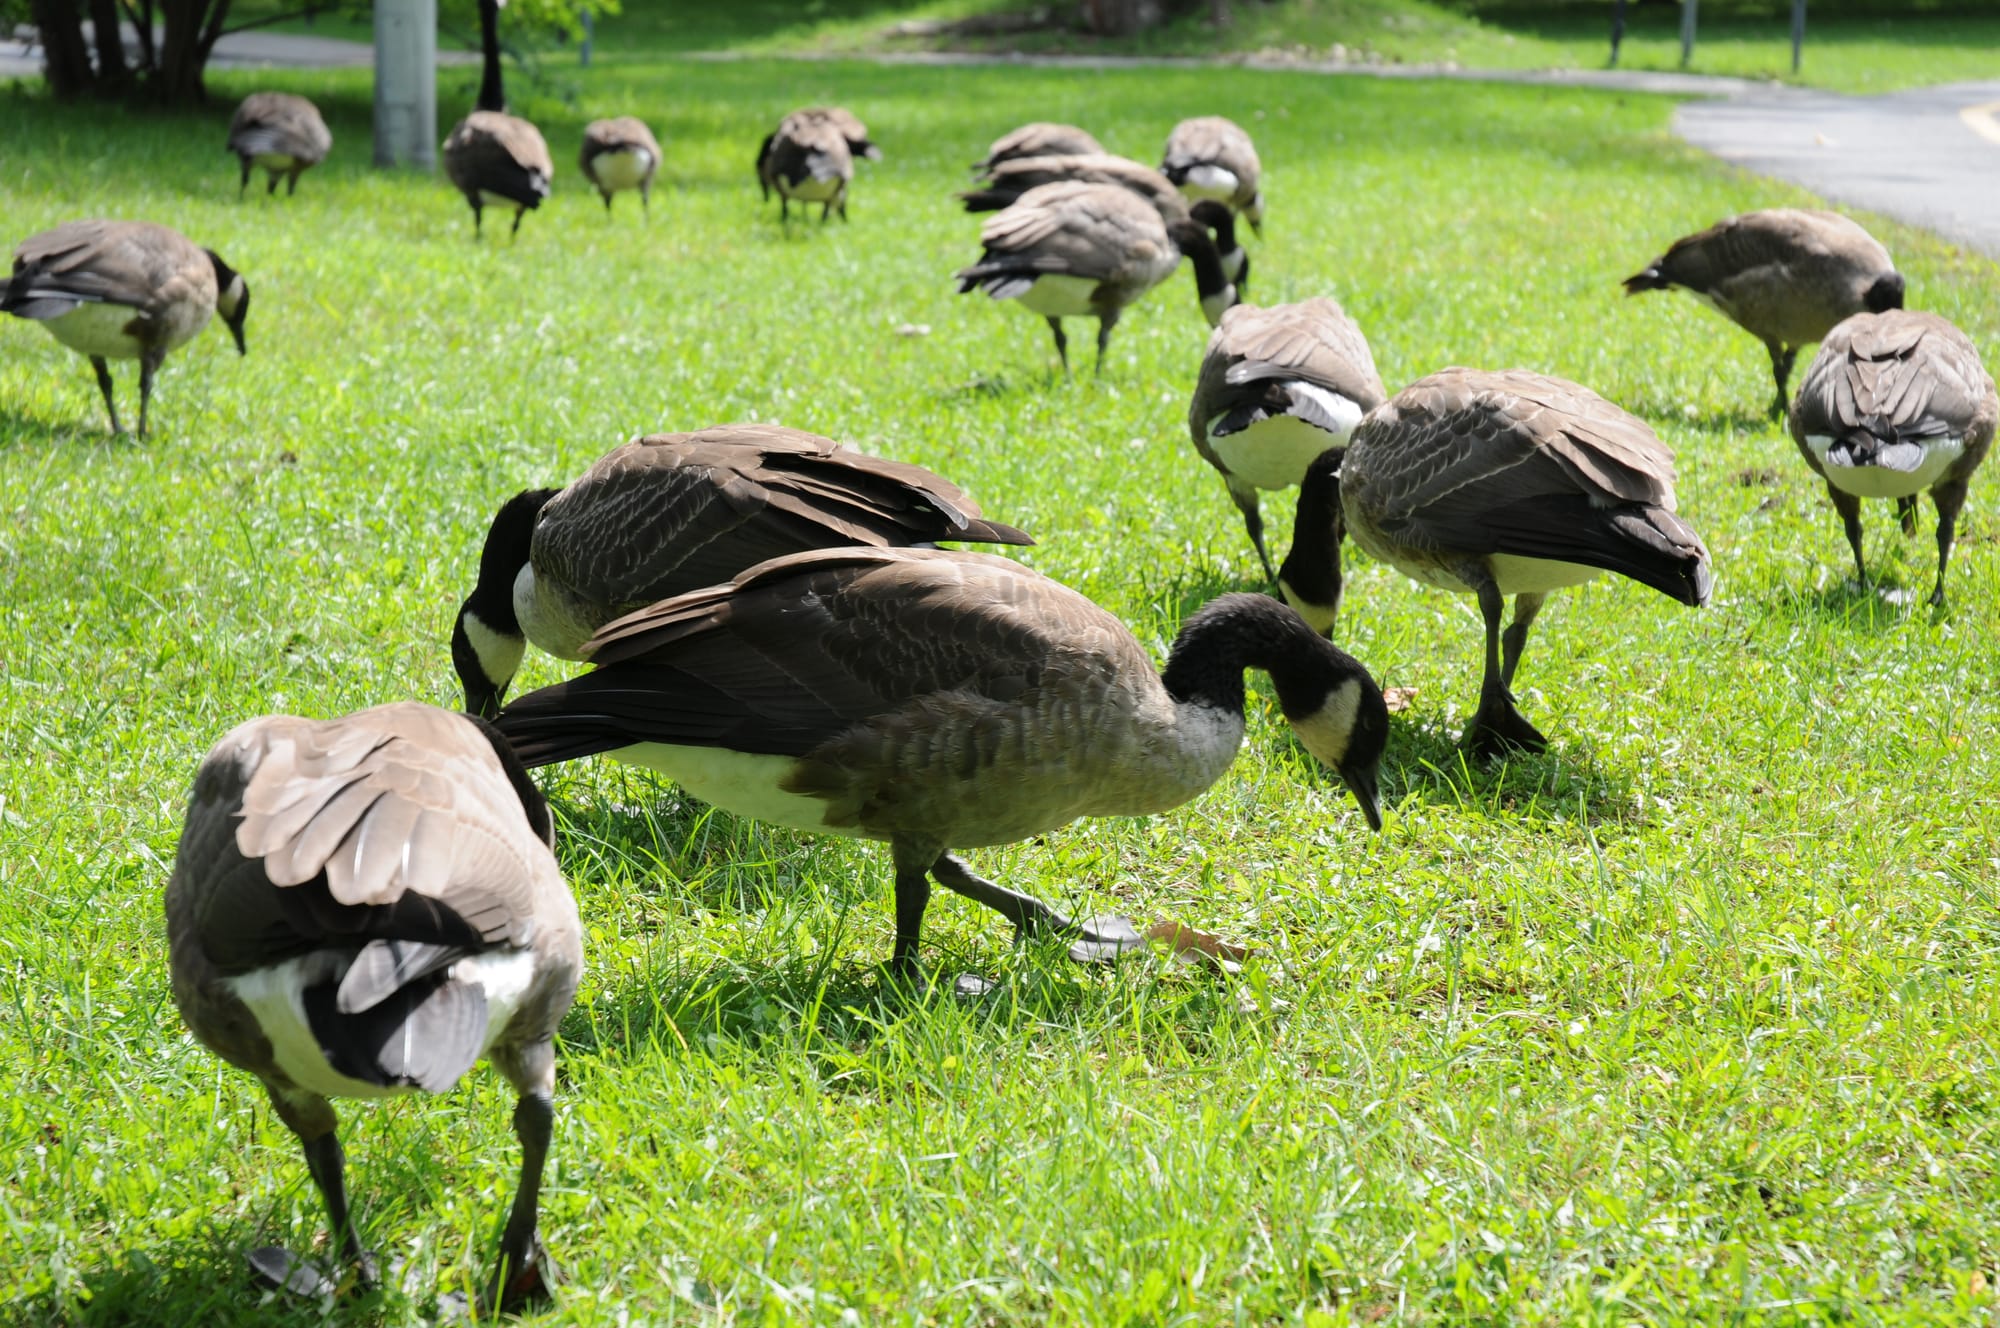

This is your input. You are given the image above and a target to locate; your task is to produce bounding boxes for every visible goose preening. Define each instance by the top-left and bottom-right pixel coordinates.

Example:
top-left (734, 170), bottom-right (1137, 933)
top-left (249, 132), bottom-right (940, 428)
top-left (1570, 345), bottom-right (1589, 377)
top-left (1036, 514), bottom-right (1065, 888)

top-left (165, 702), bottom-right (581, 1312)
top-left (1623, 209), bottom-right (1904, 418)
top-left (1161, 116), bottom-right (1264, 236)
top-left (1295, 368), bottom-right (1712, 756)
top-left (755, 111), bottom-right (855, 223)
top-left (955, 181), bottom-right (1239, 372)
top-left (579, 116), bottom-right (663, 216)
top-left (2, 219), bottom-right (249, 437)
top-left (494, 546), bottom-right (1387, 979)
top-left (227, 92), bottom-right (333, 197)
top-left (453, 424), bottom-right (1034, 717)
top-left (974, 122), bottom-right (1103, 174)
top-left (959, 152), bottom-right (1251, 289)
top-left (1788, 309), bottom-right (1997, 606)
top-left (443, 110), bottom-right (554, 237)
top-left (1188, 297), bottom-right (1387, 590)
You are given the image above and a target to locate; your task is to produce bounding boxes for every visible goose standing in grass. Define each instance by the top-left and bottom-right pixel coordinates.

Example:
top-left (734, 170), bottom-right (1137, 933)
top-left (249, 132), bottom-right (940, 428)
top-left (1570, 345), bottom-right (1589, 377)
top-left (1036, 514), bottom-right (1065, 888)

top-left (755, 111), bottom-right (855, 223)
top-left (1294, 368), bottom-right (1711, 756)
top-left (579, 116), bottom-right (662, 216)
top-left (974, 121), bottom-right (1103, 173)
top-left (1788, 309), bottom-right (1996, 606)
top-left (494, 546), bottom-right (1386, 979)
top-left (443, 110), bottom-right (554, 237)
top-left (1161, 116), bottom-right (1264, 235)
top-left (227, 91), bottom-right (332, 197)
top-left (166, 702), bottom-right (581, 1312)
top-left (955, 180), bottom-right (1238, 372)
top-left (2, 219), bottom-right (249, 437)
top-left (1189, 297), bottom-right (1387, 589)
top-left (454, 424), bottom-right (1033, 717)
top-left (1623, 208), bottom-right (1904, 417)
top-left (960, 152), bottom-right (1252, 289)
top-left (790, 106), bottom-right (883, 162)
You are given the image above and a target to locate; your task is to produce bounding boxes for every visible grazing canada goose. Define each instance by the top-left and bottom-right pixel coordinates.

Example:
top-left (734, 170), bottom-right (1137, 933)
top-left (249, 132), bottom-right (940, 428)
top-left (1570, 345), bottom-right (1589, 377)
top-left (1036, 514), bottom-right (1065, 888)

top-left (227, 91), bottom-right (333, 197)
top-left (165, 702), bottom-right (581, 1311)
top-left (494, 546), bottom-right (1387, 978)
top-left (755, 111), bottom-right (855, 223)
top-left (955, 181), bottom-right (1238, 372)
top-left (2, 219), bottom-right (249, 437)
top-left (443, 110), bottom-right (554, 237)
top-left (975, 122), bottom-right (1104, 174)
top-left (961, 152), bottom-right (1252, 288)
top-left (579, 116), bottom-right (662, 216)
top-left (453, 423), bottom-right (1035, 717)
top-left (1189, 298), bottom-right (1387, 587)
top-left (1298, 368), bottom-right (1712, 756)
top-left (1624, 208), bottom-right (1905, 418)
top-left (1162, 116), bottom-right (1265, 236)
top-left (1788, 309), bottom-right (1997, 606)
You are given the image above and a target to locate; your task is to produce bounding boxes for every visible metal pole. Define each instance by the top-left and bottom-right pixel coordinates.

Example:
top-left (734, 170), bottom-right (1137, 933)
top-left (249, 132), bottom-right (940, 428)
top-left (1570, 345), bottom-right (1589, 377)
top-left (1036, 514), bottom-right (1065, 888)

top-left (374, 0), bottom-right (437, 170)
top-left (579, 9), bottom-right (592, 68)
top-left (1680, 0), bottom-right (1697, 69)
top-left (1791, 0), bottom-right (1805, 74)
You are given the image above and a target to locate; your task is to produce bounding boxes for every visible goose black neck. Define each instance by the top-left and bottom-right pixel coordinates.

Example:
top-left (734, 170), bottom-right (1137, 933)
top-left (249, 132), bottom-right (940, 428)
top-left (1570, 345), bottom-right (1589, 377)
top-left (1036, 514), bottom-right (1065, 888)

top-left (1866, 272), bottom-right (1905, 313)
top-left (1162, 592), bottom-right (1363, 719)
top-left (1190, 200), bottom-right (1238, 256)
top-left (1167, 219), bottom-right (1232, 302)
top-left (1277, 447), bottom-right (1347, 627)
top-left (467, 487), bottom-right (557, 635)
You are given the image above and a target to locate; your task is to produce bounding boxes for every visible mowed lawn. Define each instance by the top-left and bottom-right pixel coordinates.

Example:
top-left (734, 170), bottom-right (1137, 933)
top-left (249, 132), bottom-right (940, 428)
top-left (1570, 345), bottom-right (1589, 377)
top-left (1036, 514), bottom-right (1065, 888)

top-left (3, 55), bottom-right (1999, 1326)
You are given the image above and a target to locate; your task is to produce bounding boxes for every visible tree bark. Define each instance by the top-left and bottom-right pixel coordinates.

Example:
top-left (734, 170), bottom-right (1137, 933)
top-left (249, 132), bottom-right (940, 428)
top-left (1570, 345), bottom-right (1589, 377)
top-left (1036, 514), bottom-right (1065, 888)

top-left (88, 0), bottom-right (130, 84)
top-left (29, 0), bottom-right (95, 97)
top-left (153, 0), bottom-right (226, 101)
top-left (475, 0), bottom-right (505, 111)
top-left (1079, 0), bottom-right (1160, 37)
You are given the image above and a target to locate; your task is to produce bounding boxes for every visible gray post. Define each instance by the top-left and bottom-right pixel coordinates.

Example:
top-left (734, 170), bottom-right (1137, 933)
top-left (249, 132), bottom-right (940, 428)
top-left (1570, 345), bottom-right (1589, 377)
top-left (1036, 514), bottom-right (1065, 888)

top-left (374, 0), bottom-right (437, 170)
top-left (1791, 0), bottom-right (1805, 74)
top-left (579, 9), bottom-right (593, 68)
top-left (1680, 0), bottom-right (1697, 69)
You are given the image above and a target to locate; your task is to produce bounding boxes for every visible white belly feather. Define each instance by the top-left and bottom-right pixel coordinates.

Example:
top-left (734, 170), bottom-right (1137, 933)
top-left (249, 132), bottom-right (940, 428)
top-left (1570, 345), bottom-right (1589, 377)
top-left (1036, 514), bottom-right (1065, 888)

top-left (1804, 433), bottom-right (1965, 499)
top-left (1207, 398), bottom-right (1360, 492)
top-left (778, 175), bottom-right (843, 203)
top-left (1014, 274), bottom-right (1102, 318)
top-left (40, 302), bottom-right (151, 359)
top-left (589, 148), bottom-right (653, 192)
top-left (611, 744), bottom-right (858, 838)
top-left (1177, 165), bottom-right (1240, 201)
top-left (1373, 548), bottom-right (1602, 596)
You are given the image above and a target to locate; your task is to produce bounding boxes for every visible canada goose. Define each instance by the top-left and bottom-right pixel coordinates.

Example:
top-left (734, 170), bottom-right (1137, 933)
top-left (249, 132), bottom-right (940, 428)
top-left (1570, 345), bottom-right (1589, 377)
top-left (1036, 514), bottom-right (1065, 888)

top-left (1162, 116), bottom-right (1264, 236)
top-left (975, 122), bottom-right (1104, 174)
top-left (1189, 298), bottom-right (1387, 587)
top-left (227, 92), bottom-right (332, 197)
top-left (955, 181), bottom-right (1238, 373)
top-left (453, 423), bottom-right (1035, 717)
top-left (961, 152), bottom-right (1251, 288)
top-left (789, 106), bottom-right (882, 162)
top-left (1788, 309), bottom-right (1997, 606)
top-left (1624, 208), bottom-right (1905, 418)
top-left (1297, 367), bottom-right (1712, 756)
top-left (579, 116), bottom-right (662, 216)
top-left (165, 702), bottom-right (581, 1311)
top-left (443, 110), bottom-right (553, 237)
top-left (2, 219), bottom-right (249, 437)
top-left (494, 546), bottom-right (1387, 978)
top-left (755, 111), bottom-right (854, 223)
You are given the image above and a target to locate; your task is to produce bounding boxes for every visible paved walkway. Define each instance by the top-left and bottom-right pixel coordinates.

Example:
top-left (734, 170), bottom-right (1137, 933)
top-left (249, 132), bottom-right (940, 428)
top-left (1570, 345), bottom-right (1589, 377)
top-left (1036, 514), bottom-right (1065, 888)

top-left (0, 25), bottom-right (472, 79)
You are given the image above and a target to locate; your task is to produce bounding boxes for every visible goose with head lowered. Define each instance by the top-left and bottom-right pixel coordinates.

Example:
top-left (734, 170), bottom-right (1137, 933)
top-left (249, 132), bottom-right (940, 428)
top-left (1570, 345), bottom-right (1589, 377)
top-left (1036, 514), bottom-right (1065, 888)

top-left (227, 91), bottom-right (333, 197)
top-left (1788, 309), bottom-right (1996, 607)
top-left (454, 423), bottom-right (1033, 718)
top-left (3, 219), bottom-right (249, 437)
top-left (579, 116), bottom-right (663, 216)
top-left (956, 180), bottom-right (1238, 373)
top-left (443, 110), bottom-right (554, 238)
top-left (165, 702), bottom-right (581, 1312)
top-left (1624, 208), bottom-right (1904, 418)
top-left (1289, 367), bottom-right (1712, 757)
top-left (494, 546), bottom-right (1387, 981)
top-left (1189, 297), bottom-right (1387, 590)
top-left (974, 121), bottom-right (1103, 174)
top-left (755, 111), bottom-right (855, 224)
top-left (1162, 116), bottom-right (1265, 236)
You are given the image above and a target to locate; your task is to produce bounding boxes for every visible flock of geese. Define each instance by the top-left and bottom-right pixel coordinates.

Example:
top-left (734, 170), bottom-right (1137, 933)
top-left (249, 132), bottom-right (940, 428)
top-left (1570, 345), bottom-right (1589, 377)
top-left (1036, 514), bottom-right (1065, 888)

top-left (5, 86), bottom-right (1999, 1313)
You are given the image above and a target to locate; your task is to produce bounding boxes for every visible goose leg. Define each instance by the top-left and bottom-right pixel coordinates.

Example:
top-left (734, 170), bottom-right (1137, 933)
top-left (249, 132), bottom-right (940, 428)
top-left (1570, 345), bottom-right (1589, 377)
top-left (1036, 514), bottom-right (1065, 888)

top-left (1499, 592), bottom-right (1547, 689)
top-left (1896, 493), bottom-right (1920, 536)
top-left (238, 157), bottom-right (250, 197)
top-left (1458, 565), bottom-right (1547, 757)
top-left (888, 842), bottom-right (936, 981)
top-left (89, 357), bottom-right (121, 435)
top-left (1827, 484), bottom-right (1867, 584)
top-left (510, 206), bottom-right (527, 238)
top-left (931, 854), bottom-right (1143, 964)
top-left (136, 349), bottom-right (162, 439)
top-left (470, 200), bottom-right (484, 237)
top-left (1928, 478), bottom-right (1970, 607)
top-left (1767, 342), bottom-right (1798, 420)
top-left (1225, 480), bottom-right (1276, 584)
top-left (266, 170), bottom-right (281, 197)
top-left (1093, 311), bottom-right (1121, 376)
top-left (780, 196), bottom-right (790, 223)
top-left (251, 1090), bottom-right (377, 1298)
top-left (287, 168), bottom-right (301, 196)
top-left (1044, 317), bottom-right (1069, 373)
top-left (484, 1039), bottom-right (558, 1313)
top-left (640, 186), bottom-right (650, 219)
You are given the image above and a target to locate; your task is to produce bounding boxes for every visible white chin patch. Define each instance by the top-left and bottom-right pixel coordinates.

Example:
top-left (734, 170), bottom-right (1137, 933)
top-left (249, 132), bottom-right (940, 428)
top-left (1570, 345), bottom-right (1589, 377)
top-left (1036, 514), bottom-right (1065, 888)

top-left (1289, 678), bottom-right (1362, 768)
top-left (1015, 274), bottom-right (1101, 318)
top-left (1278, 578), bottom-right (1338, 637)
top-left (1201, 284), bottom-right (1237, 327)
top-left (461, 608), bottom-right (526, 691)
top-left (1806, 433), bottom-right (1965, 498)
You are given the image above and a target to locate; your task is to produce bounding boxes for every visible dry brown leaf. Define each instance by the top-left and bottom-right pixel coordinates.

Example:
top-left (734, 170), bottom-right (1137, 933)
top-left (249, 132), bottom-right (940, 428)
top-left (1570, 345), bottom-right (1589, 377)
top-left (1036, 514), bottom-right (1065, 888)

top-left (1145, 918), bottom-right (1252, 973)
top-left (1383, 685), bottom-right (1419, 714)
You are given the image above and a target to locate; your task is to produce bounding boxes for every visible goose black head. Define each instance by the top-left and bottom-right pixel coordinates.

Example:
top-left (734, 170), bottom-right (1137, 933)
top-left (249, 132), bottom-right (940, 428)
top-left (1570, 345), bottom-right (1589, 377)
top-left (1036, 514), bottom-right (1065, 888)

top-left (205, 249), bottom-right (249, 355)
top-left (1167, 212), bottom-right (1240, 328)
top-left (1865, 272), bottom-right (1906, 313)
top-left (454, 487), bottom-right (558, 718)
top-left (1190, 199), bottom-right (1249, 292)
top-left (1278, 647), bottom-right (1388, 833)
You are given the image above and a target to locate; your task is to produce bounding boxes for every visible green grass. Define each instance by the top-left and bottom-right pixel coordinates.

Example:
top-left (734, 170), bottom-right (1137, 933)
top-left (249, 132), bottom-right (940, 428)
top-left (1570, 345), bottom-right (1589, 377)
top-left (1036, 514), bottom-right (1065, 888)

top-left (4, 53), bottom-right (2000, 1326)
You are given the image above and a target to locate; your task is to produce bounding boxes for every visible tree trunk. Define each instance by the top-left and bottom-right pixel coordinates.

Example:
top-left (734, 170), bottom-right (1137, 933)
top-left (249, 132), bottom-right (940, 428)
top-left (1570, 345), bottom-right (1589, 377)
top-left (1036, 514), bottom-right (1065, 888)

top-left (475, 0), bottom-right (505, 111)
top-left (29, 0), bottom-right (95, 97)
top-left (89, 0), bottom-right (130, 86)
top-left (154, 0), bottom-right (225, 102)
top-left (1079, 0), bottom-right (1161, 37)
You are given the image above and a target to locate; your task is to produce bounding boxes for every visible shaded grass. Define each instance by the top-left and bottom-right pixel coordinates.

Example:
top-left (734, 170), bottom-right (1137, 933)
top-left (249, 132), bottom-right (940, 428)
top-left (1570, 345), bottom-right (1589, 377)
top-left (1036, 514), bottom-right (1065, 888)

top-left (3, 52), bottom-right (2000, 1325)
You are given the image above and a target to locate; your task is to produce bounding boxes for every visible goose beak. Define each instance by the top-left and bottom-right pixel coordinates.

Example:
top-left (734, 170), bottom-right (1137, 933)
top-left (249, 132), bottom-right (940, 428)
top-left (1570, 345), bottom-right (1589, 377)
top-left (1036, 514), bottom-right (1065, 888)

top-left (1339, 764), bottom-right (1383, 831)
